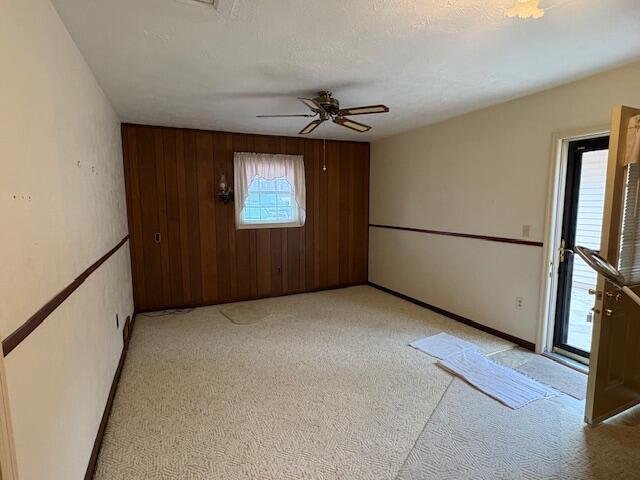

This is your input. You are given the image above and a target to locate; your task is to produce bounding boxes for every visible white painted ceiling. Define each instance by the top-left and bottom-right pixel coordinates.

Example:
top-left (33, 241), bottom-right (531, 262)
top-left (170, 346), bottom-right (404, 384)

top-left (51, 0), bottom-right (640, 140)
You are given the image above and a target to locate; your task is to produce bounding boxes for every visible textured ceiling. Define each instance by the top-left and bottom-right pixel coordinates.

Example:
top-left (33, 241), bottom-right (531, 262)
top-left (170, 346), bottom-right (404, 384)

top-left (51, 0), bottom-right (640, 140)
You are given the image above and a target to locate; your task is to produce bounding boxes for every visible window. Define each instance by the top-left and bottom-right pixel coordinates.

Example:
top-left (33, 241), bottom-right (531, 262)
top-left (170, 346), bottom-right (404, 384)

top-left (234, 152), bottom-right (306, 229)
top-left (243, 177), bottom-right (299, 224)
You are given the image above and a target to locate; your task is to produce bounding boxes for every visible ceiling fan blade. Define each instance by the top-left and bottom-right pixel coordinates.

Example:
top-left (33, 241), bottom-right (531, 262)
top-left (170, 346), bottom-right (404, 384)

top-left (333, 117), bottom-right (371, 133)
top-left (256, 114), bottom-right (316, 118)
top-left (299, 119), bottom-right (324, 135)
top-left (298, 97), bottom-right (324, 112)
top-left (337, 104), bottom-right (389, 116)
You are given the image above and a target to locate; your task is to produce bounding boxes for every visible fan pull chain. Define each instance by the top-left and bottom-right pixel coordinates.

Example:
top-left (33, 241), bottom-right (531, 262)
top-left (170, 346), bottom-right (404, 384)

top-left (322, 139), bottom-right (327, 172)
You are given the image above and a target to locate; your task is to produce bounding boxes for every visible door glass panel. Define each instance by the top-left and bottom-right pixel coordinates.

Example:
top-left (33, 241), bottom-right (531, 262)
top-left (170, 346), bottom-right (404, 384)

top-left (566, 149), bottom-right (608, 353)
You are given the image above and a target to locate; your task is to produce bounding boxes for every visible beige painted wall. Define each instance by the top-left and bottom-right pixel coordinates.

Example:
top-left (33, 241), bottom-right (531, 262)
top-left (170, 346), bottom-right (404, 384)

top-left (369, 62), bottom-right (640, 344)
top-left (0, 0), bottom-right (133, 478)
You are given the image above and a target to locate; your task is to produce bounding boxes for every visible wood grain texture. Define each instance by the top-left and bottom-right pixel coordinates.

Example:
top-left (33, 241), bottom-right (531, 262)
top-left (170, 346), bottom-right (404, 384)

top-left (122, 124), bottom-right (370, 311)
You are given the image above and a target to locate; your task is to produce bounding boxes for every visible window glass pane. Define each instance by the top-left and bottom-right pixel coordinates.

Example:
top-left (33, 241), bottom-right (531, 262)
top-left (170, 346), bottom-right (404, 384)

top-left (261, 207), bottom-right (275, 218)
top-left (259, 177), bottom-right (270, 190)
top-left (278, 194), bottom-right (292, 206)
top-left (275, 178), bottom-right (290, 192)
top-left (277, 208), bottom-right (292, 219)
top-left (244, 207), bottom-right (260, 220)
top-left (261, 193), bottom-right (277, 207)
top-left (241, 176), bottom-right (298, 225)
top-left (245, 192), bottom-right (260, 206)
top-left (565, 149), bottom-right (608, 353)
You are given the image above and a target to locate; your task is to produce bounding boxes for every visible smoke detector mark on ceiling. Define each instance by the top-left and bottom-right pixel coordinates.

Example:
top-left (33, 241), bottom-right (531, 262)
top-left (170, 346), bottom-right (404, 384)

top-left (172, 0), bottom-right (238, 18)
top-left (190, 0), bottom-right (215, 6)
top-left (171, 0), bottom-right (215, 10)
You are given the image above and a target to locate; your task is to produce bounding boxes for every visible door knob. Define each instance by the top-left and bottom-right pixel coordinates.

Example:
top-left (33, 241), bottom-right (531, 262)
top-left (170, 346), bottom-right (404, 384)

top-left (588, 289), bottom-right (602, 298)
top-left (604, 309), bottom-right (614, 317)
top-left (605, 291), bottom-right (623, 302)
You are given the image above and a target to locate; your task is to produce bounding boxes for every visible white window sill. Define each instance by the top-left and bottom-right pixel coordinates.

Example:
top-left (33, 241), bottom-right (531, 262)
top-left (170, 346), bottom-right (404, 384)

top-left (236, 221), bottom-right (304, 230)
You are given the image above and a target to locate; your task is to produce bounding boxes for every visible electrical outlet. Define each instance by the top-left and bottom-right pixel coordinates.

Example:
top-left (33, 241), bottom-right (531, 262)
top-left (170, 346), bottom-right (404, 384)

top-left (515, 297), bottom-right (524, 310)
top-left (522, 225), bottom-right (531, 238)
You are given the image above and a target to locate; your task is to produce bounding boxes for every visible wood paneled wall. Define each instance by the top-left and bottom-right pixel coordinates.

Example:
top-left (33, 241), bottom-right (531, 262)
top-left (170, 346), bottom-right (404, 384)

top-left (122, 124), bottom-right (370, 311)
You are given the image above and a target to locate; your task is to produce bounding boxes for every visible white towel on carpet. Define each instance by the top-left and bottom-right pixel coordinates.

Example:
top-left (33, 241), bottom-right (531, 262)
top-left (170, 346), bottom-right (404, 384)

top-left (409, 332), bottom-right (479, 359)
top-left (438, 349), bottom-right (558, 409)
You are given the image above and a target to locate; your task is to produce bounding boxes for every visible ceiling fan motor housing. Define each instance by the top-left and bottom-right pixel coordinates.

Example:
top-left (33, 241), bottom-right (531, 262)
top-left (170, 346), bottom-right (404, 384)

top-left (315, 91), bottom-right (340, 116)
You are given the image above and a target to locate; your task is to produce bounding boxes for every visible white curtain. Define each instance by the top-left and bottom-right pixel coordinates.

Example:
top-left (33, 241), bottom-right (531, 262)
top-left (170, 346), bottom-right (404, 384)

top-left (233, 152), bottom-right (306, 226)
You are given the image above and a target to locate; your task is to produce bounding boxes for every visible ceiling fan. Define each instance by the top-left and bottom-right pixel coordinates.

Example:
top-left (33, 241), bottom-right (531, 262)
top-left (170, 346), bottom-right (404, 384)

top-left (256, 91), bottom-right (389, 135)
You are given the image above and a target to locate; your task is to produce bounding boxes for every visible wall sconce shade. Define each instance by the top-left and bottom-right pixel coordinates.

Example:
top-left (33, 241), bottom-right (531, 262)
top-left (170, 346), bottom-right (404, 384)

top-left (217, 174), bottom-right (234, 204)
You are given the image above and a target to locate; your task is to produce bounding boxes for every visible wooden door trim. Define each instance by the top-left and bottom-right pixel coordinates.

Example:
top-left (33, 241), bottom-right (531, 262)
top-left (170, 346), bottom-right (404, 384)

top-left (2, 236), bottom-right (129, 356)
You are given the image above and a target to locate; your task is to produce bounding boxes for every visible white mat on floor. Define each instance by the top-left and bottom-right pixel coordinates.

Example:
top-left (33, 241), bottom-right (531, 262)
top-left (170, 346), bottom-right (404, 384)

top-left (438, 349), bottom-right (558, 409)
top-left (409, 332), bottom-right (479, 359)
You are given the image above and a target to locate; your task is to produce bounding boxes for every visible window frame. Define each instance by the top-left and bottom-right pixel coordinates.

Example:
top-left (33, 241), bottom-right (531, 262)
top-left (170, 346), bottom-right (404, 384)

top-left (233, 152), bottom-right (306, 230)
top-left (238, 176), bottom-right (302, 229)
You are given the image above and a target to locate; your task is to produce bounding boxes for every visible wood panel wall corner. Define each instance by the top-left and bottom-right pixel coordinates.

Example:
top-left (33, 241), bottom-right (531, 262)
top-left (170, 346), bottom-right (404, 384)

top-left (122, 124), bottom-right (370, 311)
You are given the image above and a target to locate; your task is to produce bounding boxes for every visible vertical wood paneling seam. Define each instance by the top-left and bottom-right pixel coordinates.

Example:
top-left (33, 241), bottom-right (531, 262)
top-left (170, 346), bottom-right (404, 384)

top-left (122, 125), bottom-right (370, 309)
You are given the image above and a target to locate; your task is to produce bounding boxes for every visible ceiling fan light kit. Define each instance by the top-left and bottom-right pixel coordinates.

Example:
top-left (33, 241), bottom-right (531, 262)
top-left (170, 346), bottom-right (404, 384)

top-left (257, 91), bottom-right (389, 135)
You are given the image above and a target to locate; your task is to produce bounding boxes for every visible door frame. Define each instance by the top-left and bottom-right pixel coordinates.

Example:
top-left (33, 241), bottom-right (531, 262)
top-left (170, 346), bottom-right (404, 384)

top-left (552, 136), bottom-right (610, 361)
top-left (536, 125), bottom-right (610, 356)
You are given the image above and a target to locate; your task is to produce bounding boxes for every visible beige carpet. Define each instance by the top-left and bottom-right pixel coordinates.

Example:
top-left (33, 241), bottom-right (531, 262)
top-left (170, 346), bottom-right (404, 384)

top-left (515, 354), bottom-right (587, 400)
top-left (397, 348), bottom-right (640, 480)
top-left (94, 286), bottom-right (512, 480)
top-left (94, 286), bottom-right (640, 480)
top-left (219, 302), bottom-right (271, 325)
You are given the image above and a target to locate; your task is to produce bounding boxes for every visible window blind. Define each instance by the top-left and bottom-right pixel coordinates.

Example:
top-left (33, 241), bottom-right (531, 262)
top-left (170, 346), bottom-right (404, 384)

top-left (619, 163), bottom-right (640, 284)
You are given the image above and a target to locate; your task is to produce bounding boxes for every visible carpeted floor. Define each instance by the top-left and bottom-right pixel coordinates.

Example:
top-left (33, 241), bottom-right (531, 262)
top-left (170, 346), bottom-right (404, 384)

top-left (94, 286), bottom-right (640, 480)
top-left (397, 354), bottom-right (640, 480)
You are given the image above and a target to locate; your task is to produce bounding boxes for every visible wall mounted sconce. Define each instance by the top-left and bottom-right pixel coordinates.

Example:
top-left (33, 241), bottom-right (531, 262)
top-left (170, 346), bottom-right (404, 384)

top-left (217, 174), bottom-right (234, 204)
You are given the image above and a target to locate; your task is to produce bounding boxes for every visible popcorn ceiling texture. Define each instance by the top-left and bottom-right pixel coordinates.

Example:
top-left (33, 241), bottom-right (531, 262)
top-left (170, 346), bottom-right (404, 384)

top-left (50, 0), bottom-right (640, 140)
